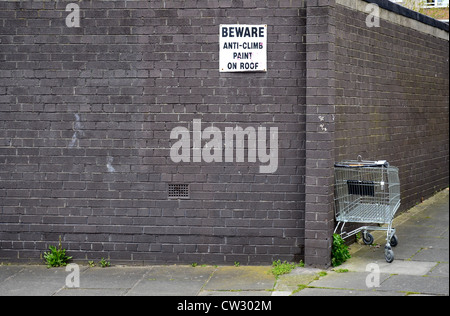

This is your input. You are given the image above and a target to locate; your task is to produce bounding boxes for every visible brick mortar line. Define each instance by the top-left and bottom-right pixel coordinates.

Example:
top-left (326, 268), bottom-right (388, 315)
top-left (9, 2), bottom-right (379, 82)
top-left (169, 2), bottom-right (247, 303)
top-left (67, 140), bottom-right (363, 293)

top-left (336, 0), bottom-right (449, 40)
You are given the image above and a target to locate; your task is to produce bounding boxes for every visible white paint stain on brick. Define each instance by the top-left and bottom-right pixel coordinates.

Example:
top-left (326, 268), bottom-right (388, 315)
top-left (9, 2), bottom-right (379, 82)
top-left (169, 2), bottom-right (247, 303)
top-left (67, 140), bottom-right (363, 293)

top-left (106, 156), bottom-right (116, 173)
top-left (68, 114), bottom-right (83, 148)
top-left (318, 116), bottom-right (327, 131)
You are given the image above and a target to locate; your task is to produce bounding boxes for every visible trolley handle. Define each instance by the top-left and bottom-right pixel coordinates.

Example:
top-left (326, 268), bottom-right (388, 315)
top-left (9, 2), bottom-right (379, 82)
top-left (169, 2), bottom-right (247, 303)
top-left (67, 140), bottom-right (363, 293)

top-left (334, 160), bottom-right (389, 168)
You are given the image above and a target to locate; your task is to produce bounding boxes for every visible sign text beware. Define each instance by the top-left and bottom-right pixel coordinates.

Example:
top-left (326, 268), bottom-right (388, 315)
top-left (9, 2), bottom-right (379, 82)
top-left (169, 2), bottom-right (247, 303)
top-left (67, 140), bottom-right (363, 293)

top-left (219, 24), bottom-right (267, 72)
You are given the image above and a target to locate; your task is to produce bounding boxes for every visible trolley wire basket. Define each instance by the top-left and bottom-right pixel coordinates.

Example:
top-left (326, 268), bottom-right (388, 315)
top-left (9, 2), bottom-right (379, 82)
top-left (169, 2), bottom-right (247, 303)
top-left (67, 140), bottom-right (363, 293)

top-left (334, 158), bottom-right (401, 263)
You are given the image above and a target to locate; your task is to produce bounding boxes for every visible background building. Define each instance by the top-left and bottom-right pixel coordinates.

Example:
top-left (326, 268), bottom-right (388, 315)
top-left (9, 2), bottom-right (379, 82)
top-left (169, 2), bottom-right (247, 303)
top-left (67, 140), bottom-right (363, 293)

top-left (391, 0), bottom-right (449, 22)
top-left (0, 0), bottom-right (448, 267)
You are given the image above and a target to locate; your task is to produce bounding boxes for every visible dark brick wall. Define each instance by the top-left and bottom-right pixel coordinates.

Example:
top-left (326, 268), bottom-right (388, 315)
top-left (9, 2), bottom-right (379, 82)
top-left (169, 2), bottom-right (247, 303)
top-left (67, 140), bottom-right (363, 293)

top-left (304, 0), bottom-right (336, 266)
top-left (334, 2), bottom-right (449, 212)
top-left (1, 0), bottom-right (448, 267)
top-left (0, 0), bottom-right (307, 264)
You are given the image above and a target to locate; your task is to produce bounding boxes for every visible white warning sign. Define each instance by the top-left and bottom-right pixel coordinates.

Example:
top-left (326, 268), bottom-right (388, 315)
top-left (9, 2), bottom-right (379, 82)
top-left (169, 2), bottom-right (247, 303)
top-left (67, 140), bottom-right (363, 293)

top-left (219, 24), bottom-right (267, 72)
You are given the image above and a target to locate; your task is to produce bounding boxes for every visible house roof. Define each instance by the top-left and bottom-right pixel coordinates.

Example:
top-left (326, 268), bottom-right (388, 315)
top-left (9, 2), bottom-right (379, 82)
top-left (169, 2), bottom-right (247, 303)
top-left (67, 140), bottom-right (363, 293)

top-left (365, 0), bottom-right (449, 31)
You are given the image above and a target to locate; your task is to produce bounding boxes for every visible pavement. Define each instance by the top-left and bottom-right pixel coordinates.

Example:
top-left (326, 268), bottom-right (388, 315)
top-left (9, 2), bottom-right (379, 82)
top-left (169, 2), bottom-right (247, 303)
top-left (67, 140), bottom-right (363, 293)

top-left (0, 188), bottom-right (448, 296)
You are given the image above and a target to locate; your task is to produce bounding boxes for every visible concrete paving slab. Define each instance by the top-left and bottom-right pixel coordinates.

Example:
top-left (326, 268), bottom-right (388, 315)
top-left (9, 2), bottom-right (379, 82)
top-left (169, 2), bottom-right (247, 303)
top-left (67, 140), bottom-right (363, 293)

top-left (0, 265), bottom-right (23, 283)
top-left (293, 287), bottom-right (404, 296)
top-left (338, 256), bottom-right (436, 276)
top-left (396, 224), bottom-right (448, 241)
top-left (427, 263), bottom-right (449, 277)
top-left (77, 266), bottom-right (148, 289)
top-left (198, 290), bottom-right (272, 296)
top-left (410, 246), bottom-right (449, 262)
top-left (274, 274), bottom-right (318, 292)
top-left (289, 266), bottom-right (324, 276)
top-left (352, 243), bottom-right (397, 261)
top-left (392, 245), bottom-right (425, 260)
top-left (55, 288), bottom-right (127, 296)
top-left (307, 271), bottom-right (391, 291)
top-left (392, 235), bottom-right (449, 250)
top-left (380, 275), bottom-right (449, 295)
top-left (270, 291), bottom-right (291, 296)
top-left (274, 267), bottom-right (323, 292)
top-left (0, 266), bottom-right (70, 296)
top-left (204, 266), bottom-right (275, 291)
top-left (127, 265), bottom-right (215, 296)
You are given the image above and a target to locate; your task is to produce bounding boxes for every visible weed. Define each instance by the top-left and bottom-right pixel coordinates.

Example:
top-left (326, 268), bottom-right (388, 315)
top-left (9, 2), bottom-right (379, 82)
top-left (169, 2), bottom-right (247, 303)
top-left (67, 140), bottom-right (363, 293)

top-left (271, 260), bottom-right (304, 278)
top-left (292, 284), bottom-right (308, 294)
top-left (356, 231), bottom-right (362, 243)
top-left (43, 236), bottom-right (72, 268)
top-left (333, 268), bottom-right (349, 273)
top-left (234, 261), bottom-right (240, 267)
top-left (99, 258), bottom-right (110, 268)
top-left (331, 233), bottom-right (351, 267)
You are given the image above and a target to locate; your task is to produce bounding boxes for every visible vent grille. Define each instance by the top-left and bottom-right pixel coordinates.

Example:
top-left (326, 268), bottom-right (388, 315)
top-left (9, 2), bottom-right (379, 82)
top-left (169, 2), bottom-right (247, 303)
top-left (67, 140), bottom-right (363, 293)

top-left (168, 184), bottom-right (189, 199)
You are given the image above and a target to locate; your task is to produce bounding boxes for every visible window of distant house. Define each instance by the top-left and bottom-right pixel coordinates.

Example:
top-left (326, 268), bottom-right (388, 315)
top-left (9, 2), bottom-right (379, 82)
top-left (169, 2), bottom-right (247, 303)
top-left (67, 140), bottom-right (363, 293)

top-left (424, 0), bottom-right (450, 8)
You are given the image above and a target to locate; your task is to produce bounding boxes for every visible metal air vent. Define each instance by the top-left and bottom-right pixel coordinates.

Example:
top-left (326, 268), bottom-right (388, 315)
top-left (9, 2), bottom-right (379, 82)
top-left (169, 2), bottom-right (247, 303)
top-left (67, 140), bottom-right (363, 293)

top-left (168, 184), bottom-right (189, 199)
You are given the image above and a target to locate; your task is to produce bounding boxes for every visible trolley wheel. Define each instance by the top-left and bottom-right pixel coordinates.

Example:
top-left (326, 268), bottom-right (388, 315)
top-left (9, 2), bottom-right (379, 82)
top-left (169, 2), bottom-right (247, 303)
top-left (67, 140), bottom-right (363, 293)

top-left (363, 233), bottom-right (374, 245)
top-left (385, 246), bottom-right (394, 263)
top-left (390, 234), bottom-right (398, 247)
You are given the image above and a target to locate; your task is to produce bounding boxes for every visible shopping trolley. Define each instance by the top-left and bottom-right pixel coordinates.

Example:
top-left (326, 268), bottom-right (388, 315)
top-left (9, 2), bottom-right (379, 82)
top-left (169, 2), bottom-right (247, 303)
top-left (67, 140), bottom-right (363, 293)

top-left (333, 158), bottom-right (401, 263)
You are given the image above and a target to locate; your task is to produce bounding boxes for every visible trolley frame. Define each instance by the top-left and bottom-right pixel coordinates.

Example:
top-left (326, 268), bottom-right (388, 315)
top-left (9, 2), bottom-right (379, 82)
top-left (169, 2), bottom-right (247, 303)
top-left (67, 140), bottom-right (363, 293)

top-left (333, 158), bottom-right (401, 263)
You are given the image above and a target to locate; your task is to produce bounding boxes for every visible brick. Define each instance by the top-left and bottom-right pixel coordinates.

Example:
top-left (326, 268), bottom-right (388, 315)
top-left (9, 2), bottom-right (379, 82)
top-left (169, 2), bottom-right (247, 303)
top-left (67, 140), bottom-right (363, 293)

top-left (0, 0), bottom-right (447, 268)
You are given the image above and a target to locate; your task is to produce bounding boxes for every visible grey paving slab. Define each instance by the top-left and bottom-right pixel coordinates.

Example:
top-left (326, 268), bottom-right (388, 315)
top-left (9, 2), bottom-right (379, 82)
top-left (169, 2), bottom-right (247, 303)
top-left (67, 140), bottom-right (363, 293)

top-left (55, 288), bottom-right (128, 296)
top-left (338, 257), bottom-right (437, 276)
top-left (204, 266), bottom-right (275, 291)
top-left (0, 265), bottom-right (23, 283)
top-left (0, 266), bottom-right (70, 296)
top-left (348, 243), bottom-right (418, 262)
top-left (427, 263), bottom-right (449, 277)
top-left (127, 265), bottom-right (215, 296)
top-left (380, 275), bottom-right (449, 295)
top-left (394, 235), bottom-right (449, 250)
top-left (306, 271), bottom-right (391, 291)
top-left (198, 290), bottom-right (272, 296)
top-left (274, 267), bottom-right (323, 292)
top-left (77, 266), bottom-right (148, 289)
top-left (396, 225), bottom-right (448, 242)
top-left (353, 238), bottom-right (423, 262)
top-left (392, 246), bottom-right (426, 261)
top-left (410, 246), bottom-right (449, 262)
top-left (293, 287), bottom-right (404, 296)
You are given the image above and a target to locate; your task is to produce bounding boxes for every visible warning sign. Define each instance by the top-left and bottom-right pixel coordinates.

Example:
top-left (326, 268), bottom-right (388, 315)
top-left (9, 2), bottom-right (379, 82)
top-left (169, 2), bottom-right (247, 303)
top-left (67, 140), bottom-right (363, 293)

top-left (219, 24), bottom-right (267, 72)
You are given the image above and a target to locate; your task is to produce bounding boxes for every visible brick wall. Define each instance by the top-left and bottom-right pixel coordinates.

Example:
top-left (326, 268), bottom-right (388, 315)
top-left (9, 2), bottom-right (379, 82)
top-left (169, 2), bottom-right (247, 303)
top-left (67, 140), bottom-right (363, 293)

top-left (0, 0), bottom-right (448, 267)
top-left (304, 0), bottom-right (336, 266)
top-left (0, 0), bottom-right (307, 264)
top-left (334, 0), bottom-right (449, 211)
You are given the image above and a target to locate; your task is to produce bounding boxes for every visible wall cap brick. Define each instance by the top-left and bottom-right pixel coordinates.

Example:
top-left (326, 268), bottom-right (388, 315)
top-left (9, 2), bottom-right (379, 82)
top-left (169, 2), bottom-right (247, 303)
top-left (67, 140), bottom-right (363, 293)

top-left (338, 0), bottom-right (449, 40)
